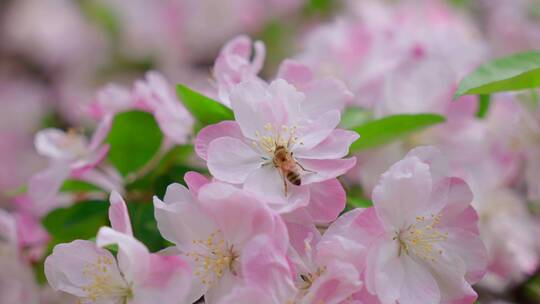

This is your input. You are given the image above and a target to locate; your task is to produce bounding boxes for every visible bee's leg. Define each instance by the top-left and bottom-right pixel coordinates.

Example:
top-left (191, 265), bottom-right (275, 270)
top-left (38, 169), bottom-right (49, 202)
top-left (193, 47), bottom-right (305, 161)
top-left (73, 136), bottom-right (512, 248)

top-left (296, 161), bottom-right (315, 173)
top-left (278, 169), bottom-right (288, 196)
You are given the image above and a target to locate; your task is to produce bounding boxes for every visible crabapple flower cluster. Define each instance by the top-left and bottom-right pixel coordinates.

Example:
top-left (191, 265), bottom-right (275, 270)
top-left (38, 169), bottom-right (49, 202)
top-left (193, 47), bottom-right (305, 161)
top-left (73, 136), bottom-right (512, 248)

top-left (37, 36), bottom-right (487, 302)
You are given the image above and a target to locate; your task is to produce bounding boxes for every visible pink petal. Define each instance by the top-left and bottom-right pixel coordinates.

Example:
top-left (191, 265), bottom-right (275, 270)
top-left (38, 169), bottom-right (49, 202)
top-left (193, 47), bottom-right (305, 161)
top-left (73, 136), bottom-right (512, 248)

top-left (439, 227), bottom-right (487, 285)
top-left (305, 179), bottom-right (346, 224)
top-left (297, 158), bottom-right (357, 184)
top-left (70, 144), bottom-right (110, 175)
top-left (276, 59), bottom-right (314, 88)
top-left (230, 79), bottom-right (275, 139)
top-left (398, 254), bottom-right (441, 304)
top-left (302, 76), bottom-right (353, 117)
top-left (243, 165), bottom-right (310, 213)
top-left (372, 156), bottom-right (434, 230)
top-left (293, 110), bottom-right (341, 152)
top-left (108, 191), bottom-right (133, 236)
top-left (364, 239), bottom-right (403, 303)
top-left (405, 146), bottom-right (449, 181)
top-left (218, 287), bottom-right (273, 304)
top-left (207, 136), bottom-right (263, 184)
top-left (44, 240), bottom-right (124, 299)
top-left (153, 183), bottom-right (216, 246)
top-left (436, 178), bottom-right (477, 233)
top-left (34, 129), bottom-right (74, 159)
top-left (134, 72), bottom-right (194, 145)
top-left (89, 116), bottom-right (112, 151)
top-left (294, 129), bottom-right (359, 160)
top-left (195, 121), bottom-right (244, 161)
top-left (184, 171), bottom-right (210, 196)
top-left (306, 261), bottom-right (362, 304)
top-left (318, 208), bottom-right (384, 272)
top-left (96, 227), bottom-right (149, 284)
top-left (28, 162), bottom-right (70, 209)
top-left (198, 182), bottom-right (289, 249)
top-left (132, 254), bottom-right (191, 304)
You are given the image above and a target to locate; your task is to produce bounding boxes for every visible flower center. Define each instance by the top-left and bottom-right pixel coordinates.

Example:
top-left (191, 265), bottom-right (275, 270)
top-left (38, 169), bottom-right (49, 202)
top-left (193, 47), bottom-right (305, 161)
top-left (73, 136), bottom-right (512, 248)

top-left (298, 266), bottom-right (326, 291)
top-left (394, 214), bottom-right (448, 261)
top-left (63, 129), bottom-right (89, 159)
top-left (82, 255), bottom-right (131, 302)
top-left (185, 230), bottom-right (239, 286)
top-left (252, 123), bottom-right (300, 157)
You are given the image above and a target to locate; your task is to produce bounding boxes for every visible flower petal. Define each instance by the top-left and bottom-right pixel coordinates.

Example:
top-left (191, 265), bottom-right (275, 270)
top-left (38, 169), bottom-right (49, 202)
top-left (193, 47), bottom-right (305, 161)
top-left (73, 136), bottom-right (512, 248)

top-left (207, 137), bottom-right (263, 184)
top-left (198, 182), bottom-right (289, 249)
top-left (276, 59), bottom-right (314, 88)
top-left (302, 76), bottom-right (353, 117)
top-left (184, 171), bottom-right (210, 197)
top-left (293, 110), bottom-right (341, 152)
top-left (108, 191), bottom-right (133, 236)
top-left (244, 165), bottom-right (310, 213)
top-left (305, 179), bottom-right (346, 224)
top-left (304, 261), bottom-right (361, 304)
top-left (372, 156), bottom-right (433, 230)
top-left (96, 227), bottom-right (150, 284)
top-left (153, 184), bottom-right (216, 246)
top-left (44, 240), bottom-right (124, 300)
top-left (131, 254), bottom-right (192, 304)
top-left (296, 158), bottom-right (357, 184)
top-left (294, 129), bottom-right (359, 160)
top-left (195, 121), bottom-right (244, 160)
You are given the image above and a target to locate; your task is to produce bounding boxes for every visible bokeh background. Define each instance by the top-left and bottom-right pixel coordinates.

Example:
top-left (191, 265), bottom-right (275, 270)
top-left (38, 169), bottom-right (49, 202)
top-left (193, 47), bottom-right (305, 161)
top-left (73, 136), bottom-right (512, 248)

top-left (1, 0), bottom-right (540, 303)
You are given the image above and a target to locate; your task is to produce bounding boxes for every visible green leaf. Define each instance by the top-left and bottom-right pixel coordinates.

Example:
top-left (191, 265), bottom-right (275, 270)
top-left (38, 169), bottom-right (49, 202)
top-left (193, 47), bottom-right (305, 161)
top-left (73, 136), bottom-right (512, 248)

top-left (350, 114), bottom-right (446, 152)
top-left (455, 51), bottom-right (540, 97)
top-left (340, 107), bottom-right (373, 130)
top-left (42, 200), bottom-right (109, 246)
top-left (80, 0), bottom-right (120, 39)
top-left (60, 179), bottom-right (102, 192)
top-left (128, 203), bottom-right (167, 252)
top-left (176, 84), bottom-right (234, 126)
top-left (347, 197), bottom-right (373, 209)
top-left (476, 94), bottom-right (491, 119)
top-left (106, 111), bottom-right (163, 176)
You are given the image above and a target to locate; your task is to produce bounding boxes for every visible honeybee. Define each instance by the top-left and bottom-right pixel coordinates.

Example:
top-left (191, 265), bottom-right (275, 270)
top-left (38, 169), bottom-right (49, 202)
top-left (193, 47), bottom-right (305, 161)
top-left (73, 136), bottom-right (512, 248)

top-left (273, 145), bottom-right (311, 195)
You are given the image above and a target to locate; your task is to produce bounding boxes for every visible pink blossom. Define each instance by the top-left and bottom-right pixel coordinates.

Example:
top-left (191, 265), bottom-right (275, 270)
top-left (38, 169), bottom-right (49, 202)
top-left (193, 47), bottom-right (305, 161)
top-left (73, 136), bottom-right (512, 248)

top-left (213, 35), bottom-right (266, 107)
top-left (28, 119), bottom-right (123, 213)
top-left (90, 71), bottom-right (194, 145)
top-left (0, 209), bottom-right (40, 304)
top-left (134, 71), bottom-right (194, 145)
top-left (473, 188), bottom-right (540, 289)
top-left (321, 147), bottom-right (487, 304)
top-left (220, 223), bottom-right (362, 304)
top-left (195, 78), bottom-right (358, 214)
top-left (45, 191), bottom-right (192, 303)
top-left (153, 175), bottom-right (289, 303)
top-left (88, 84), bottom-right (141, 120)
top-left (1, 0), bottom-right (107, 69)
top-left (297, 0), bottom-right (485, 109)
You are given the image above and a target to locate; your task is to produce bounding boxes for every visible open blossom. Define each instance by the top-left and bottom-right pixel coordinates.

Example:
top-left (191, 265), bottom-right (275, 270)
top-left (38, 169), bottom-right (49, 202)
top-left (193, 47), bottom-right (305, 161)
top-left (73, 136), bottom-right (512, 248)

top-left (28, 118), bottom-right (123, 213)
top-left (321, 147), bottom-right (487, 304)
top-left (45, 191), bottom-right (192, 304)
top-left (153, 173), bottom-right (289, 303)
top-left (195, 78), bottom-right (358, 214)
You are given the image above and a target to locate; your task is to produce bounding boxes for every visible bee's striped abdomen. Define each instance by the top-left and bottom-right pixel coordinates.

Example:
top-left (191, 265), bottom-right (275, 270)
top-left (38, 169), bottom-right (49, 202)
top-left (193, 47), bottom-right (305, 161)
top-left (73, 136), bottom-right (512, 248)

top-left (286, 171), bottom-right (301, 186)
